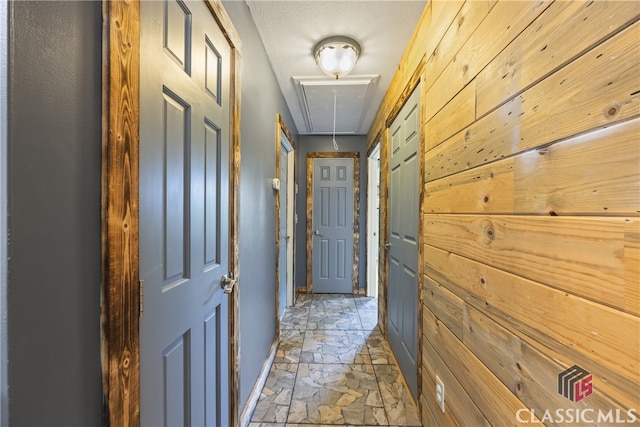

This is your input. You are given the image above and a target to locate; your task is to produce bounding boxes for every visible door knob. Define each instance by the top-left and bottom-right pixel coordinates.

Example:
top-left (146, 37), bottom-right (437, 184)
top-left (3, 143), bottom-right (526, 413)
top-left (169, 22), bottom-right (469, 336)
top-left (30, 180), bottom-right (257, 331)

top-left (221, 274), bottom-right (236, 294)
top-left (313, 230), bottom-right (323, 237)
top-left (384, 242), bottom-right (392, 249)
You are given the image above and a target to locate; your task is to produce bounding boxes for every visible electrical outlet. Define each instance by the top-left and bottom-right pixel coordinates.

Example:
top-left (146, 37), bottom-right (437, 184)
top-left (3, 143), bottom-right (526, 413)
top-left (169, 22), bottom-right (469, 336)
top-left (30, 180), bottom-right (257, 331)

top-left (436, 375), bottom-right (445, 413)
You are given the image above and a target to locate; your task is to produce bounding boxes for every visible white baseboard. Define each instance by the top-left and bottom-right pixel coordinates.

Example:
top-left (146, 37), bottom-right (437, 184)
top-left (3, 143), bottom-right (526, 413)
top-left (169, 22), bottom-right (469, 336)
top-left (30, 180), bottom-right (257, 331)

top-left (238, 337), bottom-right (279, 427)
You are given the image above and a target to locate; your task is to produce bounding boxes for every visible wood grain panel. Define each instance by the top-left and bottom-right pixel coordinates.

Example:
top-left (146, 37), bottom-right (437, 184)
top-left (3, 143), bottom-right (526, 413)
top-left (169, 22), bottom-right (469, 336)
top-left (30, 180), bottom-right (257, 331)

top-left (426, 21), bottom-right (640, 183)
top-left (423, 0), bottom-right (550, 123)
top-left (624, 219), bottom-right (640, 315)
top-left (423, 244), bottom-right (640, 409)
top-left (464, 305), bottom-right (631, 423)
top-left (425, 158), bottom-right (515, 214)
top-left (476, 1), bottom-right (640, 117)
top-left (377, 129), bottom-right (390, 336)
top-left (420, 394), bottom-right (443, 427)
top-left (422, 331), bottom-right (489, 427)
top-left (420, 372), bottom-right (462, 427)
top-left (102, 1), bottom-right (141, 426)
top-left (512, 119), bottom-right (640, 215)
top-left (422, 0), bottom-right (495, 96)
top-left (422, 308), bottom-right (540, 425)
top-left (424, 79), bottom-right (476, 152)
top-left (370, 1), bottom-right (640, 423)
top-left (422, 274), bottom-right (464, 340)
top-left (424, 214), bottom-right (629, 308)
top-left (425, 118), bottom-right (640, 215)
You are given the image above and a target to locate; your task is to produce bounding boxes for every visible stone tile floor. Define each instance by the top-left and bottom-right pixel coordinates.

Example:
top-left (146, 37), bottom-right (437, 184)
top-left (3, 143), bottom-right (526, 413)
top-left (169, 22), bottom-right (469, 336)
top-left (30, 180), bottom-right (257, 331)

top-left (249, 293), bottom-right (421, 427)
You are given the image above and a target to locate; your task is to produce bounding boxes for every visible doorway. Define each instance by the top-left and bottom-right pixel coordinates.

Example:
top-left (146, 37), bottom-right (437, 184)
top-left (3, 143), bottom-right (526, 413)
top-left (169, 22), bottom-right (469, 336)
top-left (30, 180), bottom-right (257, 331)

top-left (138, 0), bottom-right (234, 424)
top-left (366, 143), bottom-right (380, 299)
top-left (387, 84), bottom-right (420, 400)
top-left (101, 1), bottom-right (242, 425)
top-left (276, 116), bottom-right (296, 319)
top-left (305, 152), bottom-right (360, 294)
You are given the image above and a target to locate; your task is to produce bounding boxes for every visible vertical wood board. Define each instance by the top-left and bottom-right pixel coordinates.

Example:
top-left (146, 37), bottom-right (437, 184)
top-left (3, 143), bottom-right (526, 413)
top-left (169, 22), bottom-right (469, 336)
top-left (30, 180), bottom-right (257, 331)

top-left (102, 1), bottom-right (141, 425)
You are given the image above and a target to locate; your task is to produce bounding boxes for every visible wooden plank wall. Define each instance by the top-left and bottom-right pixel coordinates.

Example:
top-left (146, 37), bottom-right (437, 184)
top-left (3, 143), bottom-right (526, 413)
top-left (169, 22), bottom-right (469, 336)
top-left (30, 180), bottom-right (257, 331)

top-left (369, 1), bottom-right (640, 424)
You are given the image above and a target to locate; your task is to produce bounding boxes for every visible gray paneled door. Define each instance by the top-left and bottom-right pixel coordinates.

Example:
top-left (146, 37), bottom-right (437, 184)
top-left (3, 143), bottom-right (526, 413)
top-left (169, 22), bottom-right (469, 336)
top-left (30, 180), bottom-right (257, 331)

top-left (312, 158), bottom-right (354, 293)
top-left (387, 85), bottom-right (420, 399)
top-left (139, 1), bottom-right (232, 425)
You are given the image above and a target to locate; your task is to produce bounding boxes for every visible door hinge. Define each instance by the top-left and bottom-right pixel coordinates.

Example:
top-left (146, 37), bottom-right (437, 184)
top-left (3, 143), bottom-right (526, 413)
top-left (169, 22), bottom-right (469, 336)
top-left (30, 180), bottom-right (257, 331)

top-left (139, 279), bottom-right (144, 318)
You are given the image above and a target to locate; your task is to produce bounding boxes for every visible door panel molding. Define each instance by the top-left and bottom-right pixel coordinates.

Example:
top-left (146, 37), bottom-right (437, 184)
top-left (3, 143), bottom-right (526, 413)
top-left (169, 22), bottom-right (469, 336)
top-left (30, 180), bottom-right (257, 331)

top-left (305, 152), bottom-right (360, 294)
top-left (101, 1), bottom-right (242, 425)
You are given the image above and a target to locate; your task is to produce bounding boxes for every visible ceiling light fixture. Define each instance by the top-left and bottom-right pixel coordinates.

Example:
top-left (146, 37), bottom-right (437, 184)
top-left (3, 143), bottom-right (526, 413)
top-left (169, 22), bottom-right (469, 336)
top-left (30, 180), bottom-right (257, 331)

top-left (313, 36), bottom-right (361, 79)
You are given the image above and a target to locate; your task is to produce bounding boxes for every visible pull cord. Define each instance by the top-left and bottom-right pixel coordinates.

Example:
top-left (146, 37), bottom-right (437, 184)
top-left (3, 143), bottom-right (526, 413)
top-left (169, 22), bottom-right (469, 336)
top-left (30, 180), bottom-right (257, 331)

top-left (332, 91), bottom-right (339, 151)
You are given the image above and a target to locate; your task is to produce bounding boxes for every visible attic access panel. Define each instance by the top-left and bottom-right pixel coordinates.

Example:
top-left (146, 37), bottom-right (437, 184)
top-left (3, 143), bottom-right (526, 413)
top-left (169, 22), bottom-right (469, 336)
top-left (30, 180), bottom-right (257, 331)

top-left (293, 75), bottom-right (379, 134)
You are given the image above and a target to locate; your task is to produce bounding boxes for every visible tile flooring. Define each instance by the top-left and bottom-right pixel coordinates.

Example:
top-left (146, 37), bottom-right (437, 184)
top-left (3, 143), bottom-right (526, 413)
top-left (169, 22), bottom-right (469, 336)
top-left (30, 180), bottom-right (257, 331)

top-left (249, 293), bottom-right (422, 427)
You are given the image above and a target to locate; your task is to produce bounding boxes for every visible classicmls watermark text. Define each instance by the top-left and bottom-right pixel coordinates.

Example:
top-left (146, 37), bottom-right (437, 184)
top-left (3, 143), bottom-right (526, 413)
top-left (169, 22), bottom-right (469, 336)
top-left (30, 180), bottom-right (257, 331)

top-left (514, 365), bottom-right (638, 424)
top-left (516, 408), bottom-right (638, 424)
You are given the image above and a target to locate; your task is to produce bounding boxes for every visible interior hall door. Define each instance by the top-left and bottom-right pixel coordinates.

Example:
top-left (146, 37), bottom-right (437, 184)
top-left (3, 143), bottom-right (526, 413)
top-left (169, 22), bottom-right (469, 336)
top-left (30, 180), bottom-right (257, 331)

top-left (278, 143), bottom-right (288, 318)
top-left (139, 1), bottom-right (232, 425)
top-left (387, 85), bottom-right (420, 399)
top-left (311, 157), bottom-right (354, 294)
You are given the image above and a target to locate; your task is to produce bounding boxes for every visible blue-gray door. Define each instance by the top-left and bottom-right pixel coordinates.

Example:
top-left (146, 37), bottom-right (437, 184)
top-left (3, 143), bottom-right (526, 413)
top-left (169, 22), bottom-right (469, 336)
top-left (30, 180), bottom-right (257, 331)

top-left (387, 85), bottom-right (420, 399)
top-left (312, 158), bottom-right (354, 294)
top-left (139, 1), bottom-right (232, 425)
top-left (278, 144), bottom-right (288, 318)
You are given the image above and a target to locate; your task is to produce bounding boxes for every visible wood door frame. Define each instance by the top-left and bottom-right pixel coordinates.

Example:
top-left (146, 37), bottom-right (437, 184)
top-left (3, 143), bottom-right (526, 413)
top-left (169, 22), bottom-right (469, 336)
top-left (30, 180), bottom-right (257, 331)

top-left (275, 114), bottom-right (296, 329)
top-left (305, 152), bottom-right (361, 294)
top-left (100, 1), bottom-right (242, 426)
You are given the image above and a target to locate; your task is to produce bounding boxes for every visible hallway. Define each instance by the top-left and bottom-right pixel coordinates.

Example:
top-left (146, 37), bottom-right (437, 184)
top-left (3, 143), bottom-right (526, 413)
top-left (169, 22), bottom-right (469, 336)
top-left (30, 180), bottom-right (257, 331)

top-left (249, 294), bottom-right (421, 427)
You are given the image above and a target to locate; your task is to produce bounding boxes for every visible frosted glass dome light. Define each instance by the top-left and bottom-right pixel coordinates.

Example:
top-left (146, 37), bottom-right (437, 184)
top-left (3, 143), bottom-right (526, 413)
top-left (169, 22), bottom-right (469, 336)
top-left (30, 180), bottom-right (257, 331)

top-left (313, 36), bottom-right (361, 79)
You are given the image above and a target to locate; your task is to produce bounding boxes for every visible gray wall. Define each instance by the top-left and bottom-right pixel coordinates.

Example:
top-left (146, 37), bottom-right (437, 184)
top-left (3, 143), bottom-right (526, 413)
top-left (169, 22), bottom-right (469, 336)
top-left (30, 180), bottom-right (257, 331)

top-left (295, 135), bottom-right (369, 291)
top-left (7, 1), bottom-right (103, 426)
top-left (222, 1), bottom-right (299, 410)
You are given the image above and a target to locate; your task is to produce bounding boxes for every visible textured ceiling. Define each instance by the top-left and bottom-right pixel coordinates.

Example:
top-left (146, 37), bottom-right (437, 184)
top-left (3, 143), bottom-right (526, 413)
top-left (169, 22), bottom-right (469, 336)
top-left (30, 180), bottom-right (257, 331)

top-left (245, 0), bottom-right (427, 135)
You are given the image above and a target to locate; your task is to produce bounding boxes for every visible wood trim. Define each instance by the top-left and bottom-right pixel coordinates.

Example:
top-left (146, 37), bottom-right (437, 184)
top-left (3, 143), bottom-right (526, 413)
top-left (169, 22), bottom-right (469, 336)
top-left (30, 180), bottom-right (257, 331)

top-left (102, 1), bottom-right (242, 426)
top-left (385, 56), bottom-right (426, 130)
top-left (416, 76), bottom-right (426, 407)
top-left (278, 114), bottom-right (296, 150)
top-left (377, 128), bottom-right (390, 337)
top-left (101, 1), bottom-right (140, 426)
top-left (367, 130), bottom-right (382, 157)
top-left (305, 152), bottom-right (360, 294)
top-left (274, 114), bottom-right (296, 332)
top-left (367, 1), bottom-right (432, 148)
